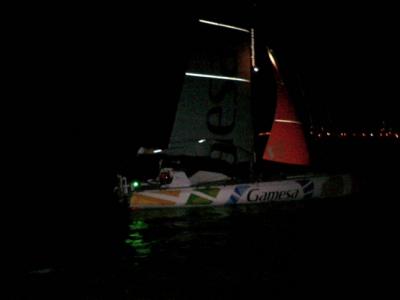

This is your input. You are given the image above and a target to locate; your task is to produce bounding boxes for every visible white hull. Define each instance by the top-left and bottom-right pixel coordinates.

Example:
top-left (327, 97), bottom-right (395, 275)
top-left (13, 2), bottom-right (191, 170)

top-left (130, 174), bottom-right (354, 209)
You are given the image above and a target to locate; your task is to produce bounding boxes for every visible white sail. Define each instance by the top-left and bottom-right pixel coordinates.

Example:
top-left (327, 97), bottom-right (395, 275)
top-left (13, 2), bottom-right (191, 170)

top-left (167, 19), bottom-right (253, 164)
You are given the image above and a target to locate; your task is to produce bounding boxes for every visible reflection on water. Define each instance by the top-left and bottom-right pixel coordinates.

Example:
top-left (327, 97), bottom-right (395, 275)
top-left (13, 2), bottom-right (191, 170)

top-left (126, 207), bottom-right (236, 260)
top-left (120, 202), bottom-right (310, 297)
top-left (125, 202), bottom-right (307, 269)
top-left (23, 197), bottom-right (371, 298)
top-left (125, 230), bottom-right (152, 258)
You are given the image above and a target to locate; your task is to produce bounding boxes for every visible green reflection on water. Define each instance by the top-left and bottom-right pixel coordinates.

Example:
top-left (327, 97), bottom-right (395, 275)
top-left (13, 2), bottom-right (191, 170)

top-left (126, 219), bottom-right (152, 257)
top-left (129, 220), bottom-right (149, 230)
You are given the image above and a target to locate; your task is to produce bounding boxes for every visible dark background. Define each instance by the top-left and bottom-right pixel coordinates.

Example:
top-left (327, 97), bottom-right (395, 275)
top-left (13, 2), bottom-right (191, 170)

top-left (6, 2), bottom-right (399, 295)
top-left (7, 1), bottom-right (399, 175)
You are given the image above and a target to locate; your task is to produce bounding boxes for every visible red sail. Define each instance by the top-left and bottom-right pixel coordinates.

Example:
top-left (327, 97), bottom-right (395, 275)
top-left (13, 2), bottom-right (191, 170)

top-left (262, 50), bottom-right (310, 166)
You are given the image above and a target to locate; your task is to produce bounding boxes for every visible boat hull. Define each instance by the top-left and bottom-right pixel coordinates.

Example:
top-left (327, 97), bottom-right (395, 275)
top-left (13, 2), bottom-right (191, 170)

top-left (130, 174), bottom-right (354, 209)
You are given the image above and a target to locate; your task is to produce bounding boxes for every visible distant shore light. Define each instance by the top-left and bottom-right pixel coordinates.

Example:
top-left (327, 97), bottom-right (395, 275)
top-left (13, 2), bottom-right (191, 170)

top-left (258, 132), bottom-right (271, 136)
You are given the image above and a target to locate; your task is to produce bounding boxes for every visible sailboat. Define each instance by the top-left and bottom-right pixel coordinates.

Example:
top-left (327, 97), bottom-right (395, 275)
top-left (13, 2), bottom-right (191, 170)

top-left (117, 18), bottom-right (354, 209)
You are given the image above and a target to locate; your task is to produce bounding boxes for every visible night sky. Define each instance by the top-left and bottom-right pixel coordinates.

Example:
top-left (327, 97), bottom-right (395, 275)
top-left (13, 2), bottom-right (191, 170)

top-left (150, 2), bottom-right (399, 130)
top-left (9, 2), bottom-right (398, 148)
top-left (7, 3), bottom-right (398, 178)
top-left (254, 2), bottom-right (399, 129)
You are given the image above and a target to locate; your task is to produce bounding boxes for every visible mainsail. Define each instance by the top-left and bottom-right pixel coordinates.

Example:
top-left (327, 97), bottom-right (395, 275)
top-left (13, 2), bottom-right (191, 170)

top-left (167, 19), bottom-right (254, 164)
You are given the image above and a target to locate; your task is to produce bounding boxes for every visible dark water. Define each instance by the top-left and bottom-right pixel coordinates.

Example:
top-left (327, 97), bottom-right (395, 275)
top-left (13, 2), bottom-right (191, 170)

top-left (18, 140), bottom-right (398, 299)
top-left (19, 194), bottom-right (395, 299)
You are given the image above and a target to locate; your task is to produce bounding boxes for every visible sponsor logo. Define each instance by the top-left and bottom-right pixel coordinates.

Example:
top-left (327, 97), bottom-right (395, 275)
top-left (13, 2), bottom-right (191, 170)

top-left (247, 188), bottom-right (300, 202)
top-left (297, 180), bottom-right (314, 199)
top-left (226, 185), bottom-right (250, 205)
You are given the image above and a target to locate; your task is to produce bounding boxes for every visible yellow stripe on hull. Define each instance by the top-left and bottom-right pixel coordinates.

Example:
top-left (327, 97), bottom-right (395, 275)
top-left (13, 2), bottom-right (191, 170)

top-left (131, 194), bottom-right (177, 206)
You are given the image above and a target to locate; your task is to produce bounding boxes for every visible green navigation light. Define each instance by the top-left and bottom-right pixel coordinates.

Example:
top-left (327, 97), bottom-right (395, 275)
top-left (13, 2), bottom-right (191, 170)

top-left (131, 180), bottom-right (141, 190)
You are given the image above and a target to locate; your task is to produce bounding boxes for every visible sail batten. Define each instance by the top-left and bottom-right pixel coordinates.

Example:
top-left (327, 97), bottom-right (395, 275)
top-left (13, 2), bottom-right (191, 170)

top-left (185, 72), bottom-right (250, 82)
top-left (198, 19), bottom-right (250, 33)
top-left (275, 119), bottom-right (302, 125)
